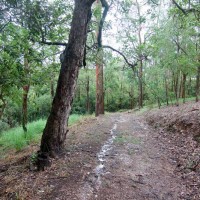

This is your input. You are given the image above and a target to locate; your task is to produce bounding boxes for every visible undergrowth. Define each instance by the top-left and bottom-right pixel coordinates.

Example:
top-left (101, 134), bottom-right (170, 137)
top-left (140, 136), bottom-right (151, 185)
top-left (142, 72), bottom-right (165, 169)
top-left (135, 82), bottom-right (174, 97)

top-left (137, 97), bottom-right (196, 114)
top-left (0, 114), bottom-right (86, 152)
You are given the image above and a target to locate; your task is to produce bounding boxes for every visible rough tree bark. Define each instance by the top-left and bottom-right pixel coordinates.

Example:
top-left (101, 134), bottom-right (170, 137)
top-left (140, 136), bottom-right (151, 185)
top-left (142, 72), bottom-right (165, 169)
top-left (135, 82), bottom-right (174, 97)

top-left (164, 76), bottom-right (169, 106)
top-left (95, 0), bottom-right (108, 116)
top-left (86, 75), bottom-right (90, 113)
top-left (136, 0), bottom-right (143, 109)
top-left (22, 53), bottom-right (30, 133)
top-left (196, 66), bottom-right (200, 102)
top-left (173, 71), bottom-right (179, 106)
top-left (195, 34), bottom-right (200, 101)
top-left (138, 60), bottom-right (143, 108)
top-left (95, 49), bottom-right (104, 116)
top-left (22, 85), bottom-right (30, 133)
top-left (182, 73), bottom-right (187, 103)
top-left (39, 0), bottom-right (95, 158)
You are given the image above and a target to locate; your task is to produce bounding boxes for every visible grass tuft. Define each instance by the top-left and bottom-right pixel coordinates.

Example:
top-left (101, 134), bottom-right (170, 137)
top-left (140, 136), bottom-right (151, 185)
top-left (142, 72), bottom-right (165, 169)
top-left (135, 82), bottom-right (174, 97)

top-left (0, 119), bottom-right (45, 151)
top-left (0, 114), bottom-right (87, 152)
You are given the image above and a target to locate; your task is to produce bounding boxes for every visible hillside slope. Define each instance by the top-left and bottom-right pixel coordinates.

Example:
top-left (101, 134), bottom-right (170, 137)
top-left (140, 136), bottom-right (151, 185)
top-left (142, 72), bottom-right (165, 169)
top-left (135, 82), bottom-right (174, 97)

top-left (146, 101), bottom-right (200, 199)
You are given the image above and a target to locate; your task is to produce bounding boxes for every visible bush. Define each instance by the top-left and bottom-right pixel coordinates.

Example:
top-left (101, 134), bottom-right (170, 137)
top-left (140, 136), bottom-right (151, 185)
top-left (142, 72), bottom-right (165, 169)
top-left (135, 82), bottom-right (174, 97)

top-left (0, 120), bottom-right (9, 133)
top-left (28, 94), bottom-right (51, 121)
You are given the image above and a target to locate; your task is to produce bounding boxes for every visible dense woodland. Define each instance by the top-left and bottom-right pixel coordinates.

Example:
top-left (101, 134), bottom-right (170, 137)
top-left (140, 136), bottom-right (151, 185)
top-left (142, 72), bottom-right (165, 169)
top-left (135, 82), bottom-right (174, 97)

top-left (0, 0), bottom-right (199, 156)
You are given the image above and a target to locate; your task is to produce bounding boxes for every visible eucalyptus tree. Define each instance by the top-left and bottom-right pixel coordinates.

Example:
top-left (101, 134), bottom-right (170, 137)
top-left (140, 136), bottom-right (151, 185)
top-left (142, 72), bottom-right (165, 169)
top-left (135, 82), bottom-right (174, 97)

top-left (111, 0), bottom-right (153, 108)
top-left (143, 0), bottom-right (199, 107)
top-left (95, 0), bottom-right (105, 116)
top-left (38, 0), bottom-right (112, 166)
top-left (170, 0), bottom-right (200, 101)
top-left (0, 0), bottom-right (70, 131)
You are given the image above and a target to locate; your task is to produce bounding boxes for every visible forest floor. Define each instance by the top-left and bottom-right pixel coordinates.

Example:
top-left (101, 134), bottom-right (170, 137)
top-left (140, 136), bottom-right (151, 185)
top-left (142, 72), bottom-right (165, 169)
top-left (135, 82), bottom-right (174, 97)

top-left (0, 102), bottom-right (200, 200)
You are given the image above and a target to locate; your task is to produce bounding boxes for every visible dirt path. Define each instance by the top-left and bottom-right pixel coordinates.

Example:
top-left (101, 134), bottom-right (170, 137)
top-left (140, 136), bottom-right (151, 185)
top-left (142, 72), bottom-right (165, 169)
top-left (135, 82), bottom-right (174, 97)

top-left (47, 113), bottom-right (184, 200)
top-left (77, 113), bottom-right (184, 200)
top-left (93, 113), bottom-right (186, 199)
top-left (0, 113), bottom-right (186, 199)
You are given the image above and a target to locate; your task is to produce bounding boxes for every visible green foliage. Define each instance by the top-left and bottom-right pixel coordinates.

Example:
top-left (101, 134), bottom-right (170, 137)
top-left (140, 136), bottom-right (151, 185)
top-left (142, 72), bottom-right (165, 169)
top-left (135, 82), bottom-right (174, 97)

top-left (0, 0), bottom-right (199, 149)
top-left (0, 119), bottom-right (44, 151)
top-left (114, 135), bottom-right (141, 144)
top-left (0, 121), bottom-right (9, 133)
top-left (0, 114), bottom-right (87, 152)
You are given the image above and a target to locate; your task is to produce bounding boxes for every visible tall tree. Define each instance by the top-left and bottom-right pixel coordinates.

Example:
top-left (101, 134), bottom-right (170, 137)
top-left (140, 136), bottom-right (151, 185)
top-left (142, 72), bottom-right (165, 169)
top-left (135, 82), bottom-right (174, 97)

top-left (95, 0), bottom-right (104, 116)
top-left (95, 0), bottom-right (109, 116)
top-left (39, 0), bottom-right (96, 159)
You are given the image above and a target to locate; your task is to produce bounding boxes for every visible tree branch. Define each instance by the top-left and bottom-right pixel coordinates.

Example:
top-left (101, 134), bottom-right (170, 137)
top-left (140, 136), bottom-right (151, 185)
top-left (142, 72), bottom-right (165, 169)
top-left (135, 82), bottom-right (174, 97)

top-left (171, 0), bottom-right (199, 15)
top-left (40, 35), bottom-right (67, 46)
top-left (98, 0), bottom-right (109, 48)
top-left (172, 39), bottom-right (188, 56)
top-left (40, 40), bottom-right (67, 46)
top-left (150, 0), bottom-right (159, 6)
top-left (171, 0), bottom-right (187, 15)
top-left (0, 22), bottom-right (10, 32)
top-left (102, 45), bottom-right (138, 69)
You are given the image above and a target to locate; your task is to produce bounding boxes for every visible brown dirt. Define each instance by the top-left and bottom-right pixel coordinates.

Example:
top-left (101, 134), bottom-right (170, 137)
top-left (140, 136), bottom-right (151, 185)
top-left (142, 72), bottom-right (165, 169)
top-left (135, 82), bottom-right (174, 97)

top-left (0, 103), bottom-right (200, 199)
top-left (146, 101), bottom-right (200, 199)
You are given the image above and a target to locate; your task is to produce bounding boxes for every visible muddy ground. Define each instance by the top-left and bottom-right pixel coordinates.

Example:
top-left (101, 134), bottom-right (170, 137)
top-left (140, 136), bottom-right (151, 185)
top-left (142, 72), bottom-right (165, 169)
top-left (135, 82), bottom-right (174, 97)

top-left (0, 102), bottom-right (200, 200)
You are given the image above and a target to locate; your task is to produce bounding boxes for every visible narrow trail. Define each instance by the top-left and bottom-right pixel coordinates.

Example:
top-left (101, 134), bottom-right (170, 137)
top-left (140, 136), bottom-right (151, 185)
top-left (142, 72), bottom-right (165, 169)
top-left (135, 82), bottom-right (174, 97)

top-left (78, 116), bottom-right (125, 200)
top-left (78, 113), bottom-right (184, 200)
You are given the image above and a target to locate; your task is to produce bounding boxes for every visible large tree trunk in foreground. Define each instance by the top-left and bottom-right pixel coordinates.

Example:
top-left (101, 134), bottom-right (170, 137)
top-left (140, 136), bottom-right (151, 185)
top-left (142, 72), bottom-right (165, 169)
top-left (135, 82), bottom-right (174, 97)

top-left (40, 0), bottom-right (94, 157)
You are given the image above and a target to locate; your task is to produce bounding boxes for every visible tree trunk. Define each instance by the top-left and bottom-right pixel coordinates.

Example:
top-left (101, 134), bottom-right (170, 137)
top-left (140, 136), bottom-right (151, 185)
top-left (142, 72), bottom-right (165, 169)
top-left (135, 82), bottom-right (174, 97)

top-left (50, 80), bottom-right (54, 99)
top-left (196, 66), bottom-right (200, 102)
top-left (22, 85), bottom-right (30, 133)
top-left (86, 75), bottom-right (90, 113)
top-left (136, 0), bottom-right (143, 109)
top-left (182, 73), bottom-right (187, 103)
top-left (22, 52), bottom-right (30, 134)
top-left (187, 76), bottom-right (192, 96)
top-left (95, 0), bottom-right (104, 116)
top-left (179, 73), bottom-right (183, 98)
top-left (157, 97), bottom-right (161, 109)
top-left (174, 72), bottom-right (179, 106)
top-left (129, 84), bottom-right (134, 109)
top-left (0, 92), bottom-right (6, 120)
top-left (40, 0), bottom-right (94, 157)
top-left (138, 60), bottom-right (143, 108)
top-left (95, 49), bottom-right (104, 116)
top-left (119, 78), bottom-right (123, 109)
top-left (164, 76), bottom-right (169, 106)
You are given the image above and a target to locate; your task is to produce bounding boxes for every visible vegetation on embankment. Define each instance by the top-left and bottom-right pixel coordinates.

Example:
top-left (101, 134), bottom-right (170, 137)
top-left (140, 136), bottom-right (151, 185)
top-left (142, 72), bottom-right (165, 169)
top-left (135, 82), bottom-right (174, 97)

top-left (0, 114), bottom-right (88, 152)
